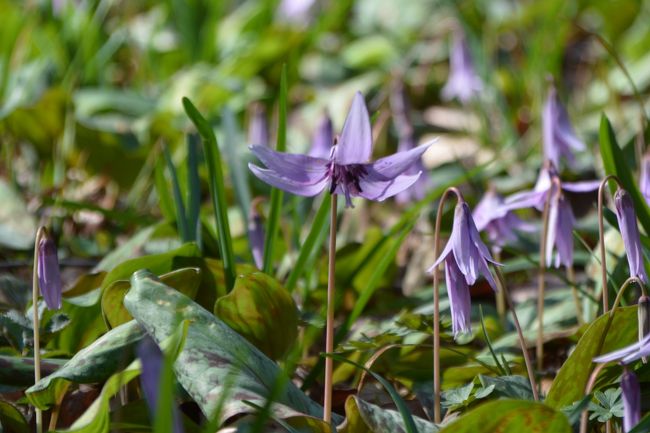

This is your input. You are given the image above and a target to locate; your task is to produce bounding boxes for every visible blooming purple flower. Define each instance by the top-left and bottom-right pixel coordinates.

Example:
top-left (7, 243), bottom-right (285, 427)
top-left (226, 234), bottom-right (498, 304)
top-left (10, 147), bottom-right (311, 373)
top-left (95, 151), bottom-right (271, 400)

top-left (621, 369), bottom-right (641, 432)
top-left (615, 189), bottom-right (648, 283)
top-left (308, 113), bottom-right (334, 159)
top-left (444, 256), bottom-right (472, 337)
top-left (441, 31), bottom-right (483, 104)
top-left (640, 153), bottom-right (650, 206)
top-left (502, 163), bottom-right (600, 268)
top-left (248, 201), bottom-right (265, 269)
top-left (137, 337), bottom-right (184, 433)
top-left (37, 233), bottom-right (62, 310)
top-left (248, 92), bottom-right (430, 207)
top-left (248, 103), bottom-right (269, 147)
top-left (542, 83), bottom-right (585, 168)
top-left (593, 332), bottom-right (650, 364)
top-left (472, 188), bottom-right (535, 252)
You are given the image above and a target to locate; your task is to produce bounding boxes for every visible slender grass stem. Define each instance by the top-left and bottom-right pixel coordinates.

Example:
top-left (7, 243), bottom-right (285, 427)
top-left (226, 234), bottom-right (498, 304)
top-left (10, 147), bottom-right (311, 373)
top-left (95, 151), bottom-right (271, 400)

top-left (536, 184), bottom-right (552, 372)
top-left (32, 227), bottom-right (46, 433)
top-left (431, 187), bottom-right (461, 424)
top-left (597, 175), bottom-right (623, 313)
top-left (323, 194), bottom-right (337, 423)
top-left (494, 267), bottom-right (539, 401)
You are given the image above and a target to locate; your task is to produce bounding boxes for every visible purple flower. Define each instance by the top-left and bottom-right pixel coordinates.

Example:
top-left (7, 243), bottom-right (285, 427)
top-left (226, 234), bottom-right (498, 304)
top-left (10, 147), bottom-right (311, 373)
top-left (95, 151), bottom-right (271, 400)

top-left (394, 136), bottom-right (431, 204)
top-left (308, 113), bottom-right (334, 159)
top-left (542, 83), bottom-right (585, 168)
top-left (248, 103), bottom-right (269, 147)
top-left (593, 333), bottom-right (650, 364)
top-left (248, 92), bottom-right (430, 207)
top-left (441, 31), bottom-right (483, 104)
top-left (137, 337), bottom-right (184, 433)
top-left (248, 201), bottom-right (265, 269)
top-left (621, 369), bottom-right (641, 432)
top-left (444, 256), bottom-right (472, 337)
top-left (472, 189), bottom-right (535, 252)
top-left (277, 0), bottom-right (315, 23)
top-left (503, 163), bottom-right (600, 268)
top-left (640, 153), bottom-right (650, 206)
top-left (615, 189), bottom-right (648, 283)
top-left (37, 233), bottom-right (62, 310)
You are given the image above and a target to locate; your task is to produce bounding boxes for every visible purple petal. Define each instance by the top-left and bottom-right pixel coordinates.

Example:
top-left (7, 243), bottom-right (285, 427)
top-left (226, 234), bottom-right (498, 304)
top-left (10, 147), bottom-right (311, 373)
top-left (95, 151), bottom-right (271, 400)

top-left (248, 103), bottom-right (269, 147)
top-left (248, 164), bottom-right (328, 196)
top-left (428, 231), bottom-right (455, 272)
top-left (441, 32), bottom-right (483, 104)
top-left (366, 142), bottom-right (432, 180)
top-left (249, 145), bottom-right (329, 183)
top-left (357, 171), bottom-right (422, 202)
top-left (451, 203), bottom-right (481, 285)
top-left (640, 154), bottom-right (650, 206)
top-left (37, 235), bottom-right (62, 310)
top-left (542, 84), bottom-right (584, 167)
top-left (561, 180), bottom-right (601, 193)
top-left (615, 189), bottom-right (648, 283)
top-left (502, 189), bottom-right (548, 212)
top-left (248, 205), bottom-right (265, 269)
top-left (335, 92), bottom-right (372, 165)
top-left (553, 194), bottom-right (575, 268)
top-left (445, 256), bottom-right (472, 337)
top-left (593, 333), bottom-right (650, 363)
top-left (622, 370), bottom-right (641, 432)
top-left (308, 114), bottom-right (334, 159)
top-left (545, 193), bottom-right (559, 268)
top-left (479, 256), bottom-right (498, 291)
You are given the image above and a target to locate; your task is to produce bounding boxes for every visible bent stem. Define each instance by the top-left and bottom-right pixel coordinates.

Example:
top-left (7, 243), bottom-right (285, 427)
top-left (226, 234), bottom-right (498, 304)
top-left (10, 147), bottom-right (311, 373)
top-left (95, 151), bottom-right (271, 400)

top-left (32, 226), bottom-right (46, 433)
top-left (323, 194), bottom-right (338, 423)
top-left (431, 187), bottom-right (462, 423)
top-left (536, 183), bottom-right (553, 372)
top-left (494, 267), bottom-right (539, 401)
top-left (597, 175), bottom-right (623, 313)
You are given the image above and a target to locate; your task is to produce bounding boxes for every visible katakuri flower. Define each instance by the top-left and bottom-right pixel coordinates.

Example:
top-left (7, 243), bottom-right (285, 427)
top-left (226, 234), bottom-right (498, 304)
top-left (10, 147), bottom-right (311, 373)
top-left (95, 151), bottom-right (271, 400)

top-left (621, 369), bottom-right (641, 432)
top-left (502, 162), bottom-right (600, 268)
top-left (472, 188), bottom-right (535, 252)
top-left (137, 337), bottom-right (185, 433)
top-left (248, 103), bottom-right (269, 147)
top-left (640, 153), bottom-right (650, 206)
top-left (614, 189), bottom-right (648, 283)
top-left (427, 200), bottom-right (500, 336)
top-left (542, 82), bottom-right (585, 168)
top-left (308, 113), bottom-right (334, 159)
top-left (441, 31), bottom-right (483, 104)
top-left (37, 232), bottom-right (62, 310)
top-left (248, 92), bottom-right (431, 207)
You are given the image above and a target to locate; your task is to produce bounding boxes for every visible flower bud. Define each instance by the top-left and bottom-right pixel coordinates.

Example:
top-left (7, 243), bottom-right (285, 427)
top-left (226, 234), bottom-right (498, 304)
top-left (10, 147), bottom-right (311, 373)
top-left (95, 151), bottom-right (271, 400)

top-left (37, 231), bottom-right (62, 310)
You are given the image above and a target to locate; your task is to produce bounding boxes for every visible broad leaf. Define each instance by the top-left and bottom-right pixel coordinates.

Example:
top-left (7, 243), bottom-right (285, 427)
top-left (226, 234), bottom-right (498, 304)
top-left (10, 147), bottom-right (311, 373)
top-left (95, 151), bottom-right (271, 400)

top-left (342, 396), bottom-right (438, 433)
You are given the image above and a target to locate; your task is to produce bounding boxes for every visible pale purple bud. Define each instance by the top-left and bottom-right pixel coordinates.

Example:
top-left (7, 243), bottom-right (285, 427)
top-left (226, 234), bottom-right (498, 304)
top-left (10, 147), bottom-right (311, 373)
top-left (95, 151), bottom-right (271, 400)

top-left (614, 189), bottom-right (648, 283)
top-left (37, 233), bottom-right (62, 310)
top-left (441, 32), bottom-right (483, 104)
top-left (621, 369), bottom-right (641, 432)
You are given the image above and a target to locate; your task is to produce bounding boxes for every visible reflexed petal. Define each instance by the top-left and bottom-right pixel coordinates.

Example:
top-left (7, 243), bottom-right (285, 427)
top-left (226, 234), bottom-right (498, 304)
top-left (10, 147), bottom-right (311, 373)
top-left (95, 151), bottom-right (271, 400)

top-left (335, 92), bottom-right (372, 164)
top-left (561, 180), bottom-right (601, 193)
top-left (615, 189), bottom-right (648, 282)
top-left (37, 235), bottom-right (62, 311)
top-left (556, 103), bottom-right (585, 152)
top-left (554, 195), bottom-right (575, 268)
top-left (621, 370), bottom-right (641, 433)
top-left (473, 189), bottom-right (503, 231)
top-left (445, 256), bottom-right (472, 337)
top-left (308, 114), bottom-right (334, 159)
top-left (357, 171), bottom-right (422, 202)
top-left (593, 333), bottom-right (650, 363)
top-left (248, 164), bottom-right (328, 196)
top-left (451, 203), bottom-right (475, 284)
top-left (502, 189), bottom-right (548, 212)
top-left (479, 256), bottom-right (498, 291)
top-left (542, 91), bottom-right (558, 166)
top-left (367, 142), bottom-right (433, 180)
top-left (428, 231), bottom-right (455, 272)
top-left (249, 145), bottom-right (329, 183)
top-left (466, 203), bottom-right (498, 265)
top-left (545, 193), bottom-right (559, 267)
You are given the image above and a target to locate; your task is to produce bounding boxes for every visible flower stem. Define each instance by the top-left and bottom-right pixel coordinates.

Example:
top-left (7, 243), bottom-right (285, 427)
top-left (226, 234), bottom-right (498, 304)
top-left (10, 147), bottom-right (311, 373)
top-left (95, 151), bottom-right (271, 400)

top-left (536, 186), bottom-right (552, 371)
top-left (32, 226), bottom-right (46, 433)
top-left (494, 266), bottom-right (539, 401)
top-left (597, 175), bottom-right (623, 313)
top-left (431, 187), bottom-right (461, 424)
top-left (567, 265), bottom-right (584, 326)
top-left (494, 250), bottom-right (507, 329)
top-left (323, 194), bottom-right (338, 423)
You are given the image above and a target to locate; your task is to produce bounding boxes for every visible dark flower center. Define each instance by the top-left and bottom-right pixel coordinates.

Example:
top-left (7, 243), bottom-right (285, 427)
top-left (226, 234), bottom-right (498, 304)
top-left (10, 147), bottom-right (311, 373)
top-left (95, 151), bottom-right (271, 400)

top-left (328, 163), bottom-right (368, 206)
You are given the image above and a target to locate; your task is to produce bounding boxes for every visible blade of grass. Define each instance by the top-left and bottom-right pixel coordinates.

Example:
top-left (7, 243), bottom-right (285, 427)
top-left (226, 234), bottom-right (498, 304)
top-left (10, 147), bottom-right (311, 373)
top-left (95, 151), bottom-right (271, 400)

top-left (182, 97), bottom-right (236, 291)
top-left (479, 305), bottom-right (508, 376)
top-left (222, 106), bottom-right (252, 222)
top-left (263, 65), bottom-right (288, 274)
top-left (163, 144), bottom-right (190, 242)
top-left (186, 134), bottom-right (201, 243)
top-left (154, 160), bottom-right (175, 222)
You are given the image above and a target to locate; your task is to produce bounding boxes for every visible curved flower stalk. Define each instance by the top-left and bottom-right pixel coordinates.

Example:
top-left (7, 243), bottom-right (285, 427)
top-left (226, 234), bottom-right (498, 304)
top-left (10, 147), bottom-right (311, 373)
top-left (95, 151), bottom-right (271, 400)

top-left (308, 113), bottom-right (334, 159)
top-left (542, 82), bottom-right (585, 168)
top-left (249, 91), bottom-right (431, 208)
top-left (441, 31), bottom-right (483, 104)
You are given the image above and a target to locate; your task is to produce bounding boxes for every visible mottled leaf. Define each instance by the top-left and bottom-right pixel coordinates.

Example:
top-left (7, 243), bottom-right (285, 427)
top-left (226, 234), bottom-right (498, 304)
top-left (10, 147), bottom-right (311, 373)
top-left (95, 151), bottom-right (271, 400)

top-left (342, 396), bottom-right (438, 433)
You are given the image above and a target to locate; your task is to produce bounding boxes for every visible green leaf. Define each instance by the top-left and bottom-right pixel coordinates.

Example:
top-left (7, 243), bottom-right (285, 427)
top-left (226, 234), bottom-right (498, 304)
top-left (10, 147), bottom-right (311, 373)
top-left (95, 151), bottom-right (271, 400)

top-left (0, 399), bottom-right (30, 433)
top-left (477, 375), bottom-right (534, 401)
top-left (546, 306), bottom-right (639, 408)
top-left (441, 382), bottom-right (473, 408)
top-left (599, 114), bottom-right (650, 234)
top-left (343, 396), bottom-right (438, 433)
top-left (26, 320), bottom-right (146, 410)
top-left (186, 134), bottom-right (202, 243)
top-left (182, 97), bottom-right (236, 291)
top-left (124, 270), bottom-right (338, 426)
top-left (214, 271), bottom-right (298, 360)
top-left (438, 400), bottom-right (571, 433)
top-left (155, 160), bottom-right (176, 222)
top-left (163, 144), bottom-right (190, 242)
top-left (0, 356), bottom-right (65, 388)
top-left (263, 65), bottom-right (288, 274)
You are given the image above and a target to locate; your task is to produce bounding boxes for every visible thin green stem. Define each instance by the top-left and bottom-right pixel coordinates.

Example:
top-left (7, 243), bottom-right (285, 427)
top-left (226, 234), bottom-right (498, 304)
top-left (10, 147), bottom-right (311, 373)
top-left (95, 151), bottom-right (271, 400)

top-left (323, 194), bottom-right (337, 423)
top-left (32, 226), bottom-right (46, 433)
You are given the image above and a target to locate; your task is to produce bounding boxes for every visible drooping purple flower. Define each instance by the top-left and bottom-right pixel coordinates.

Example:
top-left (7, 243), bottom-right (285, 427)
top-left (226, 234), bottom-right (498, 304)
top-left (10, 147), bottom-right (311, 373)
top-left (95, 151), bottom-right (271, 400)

top-left (248, 92), bottom-right (431, 208)
top-left (441, 31), bottom-right (483, 104)
top-left (542, 83), bottom-right (585, 168)
top-left (472, 188), bottom-right (535, 252)
top-left (308, 113), bottom-right (334, 159)
top-left (37, 233), bottom-right (62, 310)
top-left (640, 153), bottom-right (650, 206)
top-left (248, 200), bottom-right (265, 269)
top-left (137, 337), bottom-right (184, 433)
top-left (502, 162), bottom-right (600, 268)
top-left (593, 332), bottom-right (650, 364)
top-left (248, 103), bottom-right (269, 147)
top-left (621, 369), bottom-right (641, 432)
top-left (427, 201), bottom-right (499, 290)
top-left (444, 256), bottom-right (472, 337)
top-left (615, 189), bottom-right (648, 283)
